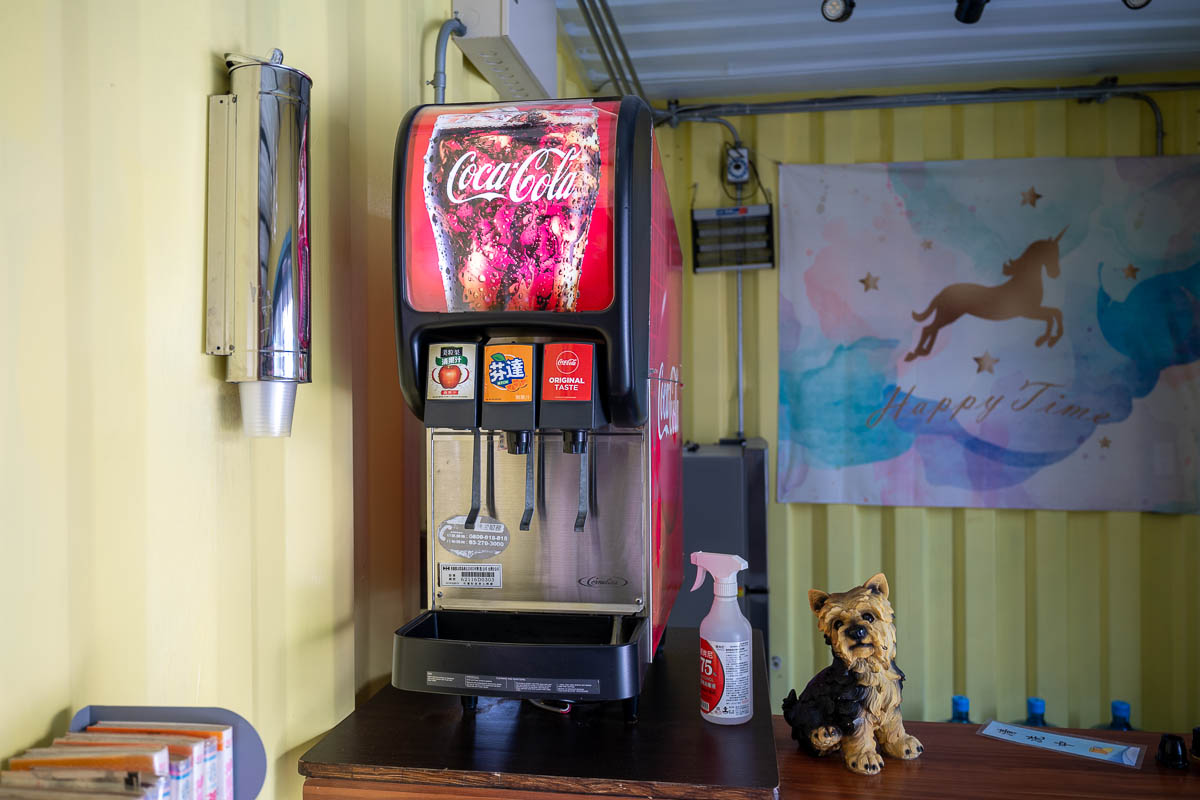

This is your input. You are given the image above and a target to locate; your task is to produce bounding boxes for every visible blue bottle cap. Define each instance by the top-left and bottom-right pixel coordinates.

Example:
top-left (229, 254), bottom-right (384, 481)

top-left (1111, 700), bottom-right (1130, 719)
top-left (1027, 696), bottom-right (1045, 715)
top-left (952, 695), bottom-right (970, 713)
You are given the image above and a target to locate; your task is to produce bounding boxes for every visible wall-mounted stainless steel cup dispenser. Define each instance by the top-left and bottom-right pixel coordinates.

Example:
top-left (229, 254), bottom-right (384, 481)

top-left (206, 49), bottom-right (312, 437)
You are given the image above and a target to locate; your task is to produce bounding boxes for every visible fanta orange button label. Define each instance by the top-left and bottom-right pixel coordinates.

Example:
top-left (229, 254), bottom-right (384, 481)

top-left (483, 344), bottom-right (534, 403)
top-left (542, 342), bottom-right (593, 402)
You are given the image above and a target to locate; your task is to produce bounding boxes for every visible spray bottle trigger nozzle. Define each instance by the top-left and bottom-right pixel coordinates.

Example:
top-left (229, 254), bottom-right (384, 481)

top-left (690, 565), bottom-right (709, 592)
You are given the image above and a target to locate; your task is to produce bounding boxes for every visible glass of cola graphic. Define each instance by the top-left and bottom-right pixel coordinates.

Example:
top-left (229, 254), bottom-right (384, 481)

top-left (423, 106), bottom-right (601, 311)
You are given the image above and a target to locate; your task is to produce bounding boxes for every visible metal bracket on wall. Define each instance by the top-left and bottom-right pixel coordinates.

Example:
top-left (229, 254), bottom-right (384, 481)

top-left (205, 94), bottom-right (236, 356)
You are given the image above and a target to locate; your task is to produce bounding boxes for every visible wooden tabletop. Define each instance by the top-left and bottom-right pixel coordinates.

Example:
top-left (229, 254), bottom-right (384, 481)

top-left (300, 627), bottom-right (1198, 800)
top-left (300, 629), bottom-right (779, 800)
top-left (304, 717), bottom-right (1199, 800)
top-left (775, 718), bottom-right (1199, 799)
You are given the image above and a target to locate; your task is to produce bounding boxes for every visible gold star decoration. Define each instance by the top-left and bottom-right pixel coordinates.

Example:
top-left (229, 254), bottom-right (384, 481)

top-left (859, 272), bottom-right (880, 292)
top-left (921, 239), bottom-right (933, 250)
top-left (1020, 186), bottom-right (1043, 207)
top-left (1123, 263), bottom-right (1140, 280)
top-left (974, 351), bottom-right (999, 374)
top-left (1100, 437), bottom-right (1112, 448)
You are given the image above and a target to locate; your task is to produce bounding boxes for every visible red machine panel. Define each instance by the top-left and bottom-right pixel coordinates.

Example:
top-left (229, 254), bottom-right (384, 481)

top-left (648, 134), bottom-right (684, 653)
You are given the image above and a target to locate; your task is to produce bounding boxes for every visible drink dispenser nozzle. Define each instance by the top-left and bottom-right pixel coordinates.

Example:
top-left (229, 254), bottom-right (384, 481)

top-left (481, 344), bottom-right (539, 531)
top-left (539, 343), bottom-right (602, 533)
top-left (425, 343), bottom-right (483, 528)
top-left (563, 430), bottom-right (587, 455)
top-left (573, 433), bottom-right (589, 533)
top-left (504, 430), bottom-right (535, 530)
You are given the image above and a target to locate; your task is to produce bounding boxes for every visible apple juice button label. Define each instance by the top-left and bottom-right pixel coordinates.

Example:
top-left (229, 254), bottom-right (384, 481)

top-left (438, 563), bottom-right (502, 588)
top-left (542, 342), bottom-right (593, 401)
top-left (428, 343), bottom-right (476, 400)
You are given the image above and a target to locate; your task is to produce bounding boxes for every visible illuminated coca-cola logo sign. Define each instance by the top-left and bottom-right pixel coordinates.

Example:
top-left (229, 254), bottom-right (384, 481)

top-left (446, 146), bottom-right (588, 204)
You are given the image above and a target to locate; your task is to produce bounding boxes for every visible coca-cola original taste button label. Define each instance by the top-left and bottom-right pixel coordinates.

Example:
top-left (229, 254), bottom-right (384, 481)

top-left (542, 342), bottom-right (593, 402)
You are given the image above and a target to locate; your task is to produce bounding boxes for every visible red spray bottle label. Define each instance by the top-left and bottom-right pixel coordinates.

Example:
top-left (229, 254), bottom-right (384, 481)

top-left (699, 638), bottom-right (724, 712)
top-left (700, 638), bottom-right (751, 717)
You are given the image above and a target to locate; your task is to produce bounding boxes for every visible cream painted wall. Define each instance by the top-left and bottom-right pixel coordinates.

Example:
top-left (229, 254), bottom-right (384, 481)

top-left (0, 1), bottom-right (502, 796)
top-left (653, 75), bottom-right (1200, 731)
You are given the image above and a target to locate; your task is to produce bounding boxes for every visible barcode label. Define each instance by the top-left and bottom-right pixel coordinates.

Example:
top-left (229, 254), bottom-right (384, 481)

top-left (439, 563), bottom-right (502, 588)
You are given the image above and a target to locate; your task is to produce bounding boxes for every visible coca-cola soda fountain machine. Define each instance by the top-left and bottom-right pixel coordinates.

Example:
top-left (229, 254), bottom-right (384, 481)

top-left (390, 97), bottom-right (683, 718)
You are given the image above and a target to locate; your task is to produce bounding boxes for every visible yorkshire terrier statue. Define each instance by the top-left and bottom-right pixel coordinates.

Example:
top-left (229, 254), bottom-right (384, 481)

top-left (781, 573), bottom-right (923, 775)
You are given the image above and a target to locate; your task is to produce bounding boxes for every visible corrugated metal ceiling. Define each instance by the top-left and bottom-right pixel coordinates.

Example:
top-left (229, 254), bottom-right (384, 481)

top-left (556, 0), bottom-right (1200, 99)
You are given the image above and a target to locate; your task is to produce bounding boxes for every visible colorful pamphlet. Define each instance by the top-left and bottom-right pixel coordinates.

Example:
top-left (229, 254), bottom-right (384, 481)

top-left (978, 719), bottom-right (1146, 768)
top-left (57, 732), bottom-right (208, 800)
top-left (7, 746), bottom-right (169, 777)
top-left (90, 722), bottom-right (231, 800)
top-left (0, 767), bottom-right (166, 798)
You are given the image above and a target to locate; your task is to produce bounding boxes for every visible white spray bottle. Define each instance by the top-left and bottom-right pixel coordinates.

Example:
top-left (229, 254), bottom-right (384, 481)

top-left (690, 551), bottom-right (752, 725)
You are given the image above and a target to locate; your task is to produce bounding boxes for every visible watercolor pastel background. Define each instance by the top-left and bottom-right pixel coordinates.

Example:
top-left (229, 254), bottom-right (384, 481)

top-left (777, 156), bottom-right (1200, 511)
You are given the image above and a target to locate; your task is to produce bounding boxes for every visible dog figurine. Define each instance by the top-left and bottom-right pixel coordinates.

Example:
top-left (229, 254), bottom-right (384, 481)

top-left (781, 573), bottom-right (922, 775)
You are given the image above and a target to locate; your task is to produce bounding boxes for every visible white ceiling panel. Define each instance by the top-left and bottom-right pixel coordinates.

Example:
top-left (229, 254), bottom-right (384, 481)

top-left (556, 0), bottom-right (1200, 98)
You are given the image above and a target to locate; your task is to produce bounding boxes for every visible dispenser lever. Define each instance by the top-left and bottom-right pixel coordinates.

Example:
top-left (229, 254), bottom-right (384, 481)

top-left (465, 428), bottom-right (481, 530)
top-left (574, 436), bottom-right (589, 532)
top-left (520, 448), bottom-right (535, 531)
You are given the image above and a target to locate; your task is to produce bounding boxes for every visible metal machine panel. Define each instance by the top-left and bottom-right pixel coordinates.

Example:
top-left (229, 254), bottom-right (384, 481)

top-left (430, 430), bottom-right (646, 612)
top-left (669, 439), bottom-right (769, 652)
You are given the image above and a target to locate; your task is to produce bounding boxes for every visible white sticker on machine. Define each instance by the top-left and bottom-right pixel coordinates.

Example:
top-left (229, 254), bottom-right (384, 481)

top-left (439, 562), bottom-right (502, 588)
top-left (437, 515), bottom-right (509, 559)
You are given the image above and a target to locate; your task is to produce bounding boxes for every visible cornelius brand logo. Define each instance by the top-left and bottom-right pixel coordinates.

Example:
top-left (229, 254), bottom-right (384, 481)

top-left (656, 362), bottom-right (681, 440)
top-left (555, 351), bottom-right (580, 374)
top-left (446, 146), bottom-right (589, 205)
top-left (578, 576), bottom-right (629, 588)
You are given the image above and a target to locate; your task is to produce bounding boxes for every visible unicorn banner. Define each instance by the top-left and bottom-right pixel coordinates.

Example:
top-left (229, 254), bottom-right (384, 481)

top-left (777, 156), bottom-right (1200, 512)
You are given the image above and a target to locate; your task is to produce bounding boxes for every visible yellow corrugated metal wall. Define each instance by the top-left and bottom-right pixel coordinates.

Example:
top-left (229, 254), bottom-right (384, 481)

top-left (654, 76), bottom-right (1200, 732)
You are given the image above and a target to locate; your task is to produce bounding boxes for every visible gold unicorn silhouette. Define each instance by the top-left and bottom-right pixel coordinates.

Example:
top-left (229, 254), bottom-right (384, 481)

top-left (905, 228), bottom-right (1068, 362)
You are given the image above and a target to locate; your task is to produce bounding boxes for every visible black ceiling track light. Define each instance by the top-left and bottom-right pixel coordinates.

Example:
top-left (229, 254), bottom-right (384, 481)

top-left (820, 0), bottom-right (855, 23)
top-left (955, 0), bottom-right (990, 24)
top-left (1122, 0), bottom-right (1152, 8)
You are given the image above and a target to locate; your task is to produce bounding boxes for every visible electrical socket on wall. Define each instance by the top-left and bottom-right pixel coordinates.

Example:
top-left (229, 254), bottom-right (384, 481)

top-left (726, 147), bottom-right (750, 184)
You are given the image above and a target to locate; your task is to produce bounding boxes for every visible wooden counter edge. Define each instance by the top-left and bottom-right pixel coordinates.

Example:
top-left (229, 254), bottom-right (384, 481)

top-left (299, 759), bottom-right (778, 800)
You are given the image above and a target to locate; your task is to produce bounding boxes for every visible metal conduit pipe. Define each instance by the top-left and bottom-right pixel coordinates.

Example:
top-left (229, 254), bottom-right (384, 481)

top-left (664, 81), bottom-right (1200, 118)
top-left (660, 80), bottom-right (1200, 155)
top-left (576, 0), bottom-right (625, 95)
top-left (686, 115), bottom-right (744, 147)
top-left (583, 0), bottom-right (632, 96)
top-left (431, 16), bottom-right (467, 105)
top-left (596, 0), bottom-right (646, 101)
top-left (1121, 93), bottom-right (1165, 156)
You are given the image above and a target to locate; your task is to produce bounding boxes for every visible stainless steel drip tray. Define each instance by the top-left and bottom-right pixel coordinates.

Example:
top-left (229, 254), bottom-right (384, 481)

top-left (392, 610), bottom-right (648, 701)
